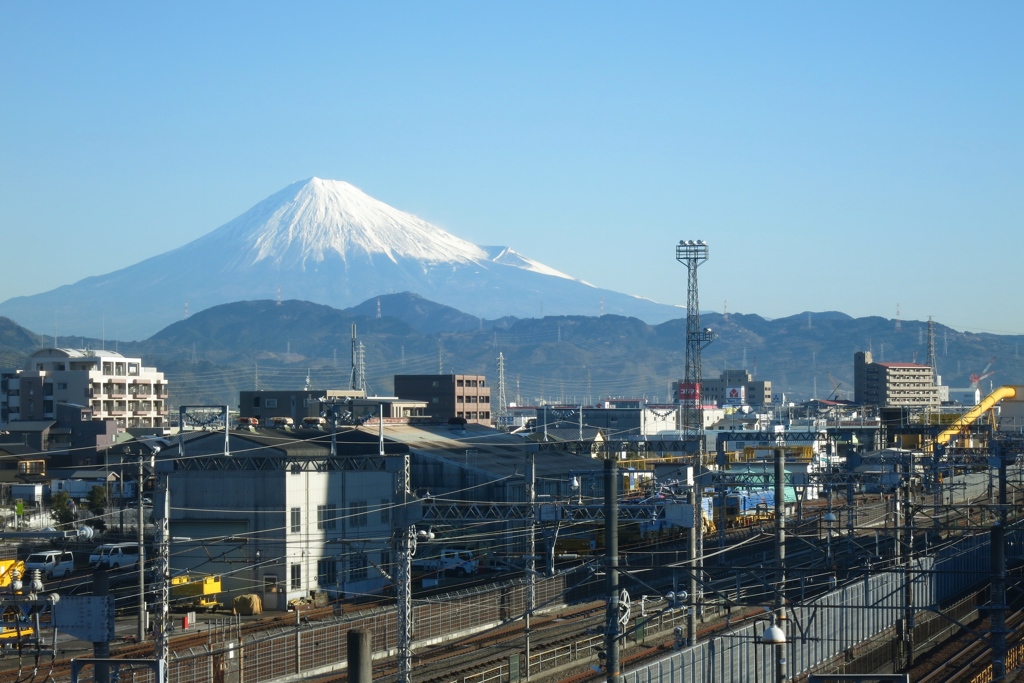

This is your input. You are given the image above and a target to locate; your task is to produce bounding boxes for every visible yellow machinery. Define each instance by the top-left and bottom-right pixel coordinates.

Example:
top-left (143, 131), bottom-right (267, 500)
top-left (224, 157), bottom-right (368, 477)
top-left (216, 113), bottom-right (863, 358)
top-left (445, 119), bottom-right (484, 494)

top-left (171, 574), bottom-right (223, 612)
top-left (0, 560), bottom-right (34, 641)
top-left (936, 386), bottom-right (1019, 447)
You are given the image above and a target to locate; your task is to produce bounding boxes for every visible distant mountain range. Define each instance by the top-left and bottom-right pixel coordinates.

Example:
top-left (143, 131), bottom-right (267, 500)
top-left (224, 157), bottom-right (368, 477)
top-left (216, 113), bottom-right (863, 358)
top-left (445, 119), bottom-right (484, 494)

top-left (2, 293), bottom-right (1022, 409)
top-left (0, 178), bottom-right (681, 340)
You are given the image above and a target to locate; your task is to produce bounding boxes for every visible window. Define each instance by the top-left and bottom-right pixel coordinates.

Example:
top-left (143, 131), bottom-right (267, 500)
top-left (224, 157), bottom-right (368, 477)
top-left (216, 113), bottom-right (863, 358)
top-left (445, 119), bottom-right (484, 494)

top-left (317, 504), bottom-right (337, 530)
top-left (253, 396), bottom-right (261, 407)
top-left (349, 556), bottom-right (367, 581)
top-left (290, 507), bottom-right (301, 533)
top-left (317, 558), bottom-right (337, 586)
top-left (479, 380), bottom-right (486, 387)
top-left (44, 383), bottom-right (53, 396)
top-left (352, 502), bottom-right (367, 527)
top-left (456, 379), bottom-right (464, 387)
top-left (265, 398), bottom-right (278, 408)
top-left (291, 563), bottom-right (301, 590)
top-left (380, 499), bottom-right (390, 524)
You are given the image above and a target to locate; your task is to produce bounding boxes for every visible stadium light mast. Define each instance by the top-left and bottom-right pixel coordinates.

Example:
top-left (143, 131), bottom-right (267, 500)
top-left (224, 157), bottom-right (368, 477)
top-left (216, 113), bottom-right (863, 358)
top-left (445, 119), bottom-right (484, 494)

top-left (675, 240), bottom-right (714, 446)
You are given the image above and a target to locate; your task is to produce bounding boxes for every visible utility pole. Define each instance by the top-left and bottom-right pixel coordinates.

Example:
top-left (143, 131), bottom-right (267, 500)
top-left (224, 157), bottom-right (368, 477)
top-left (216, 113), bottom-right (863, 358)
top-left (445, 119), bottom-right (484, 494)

top-left (774, 447), bottom-right (787, 683)
top-left (687, 466), bottom-right (699, 646)
top-left (136, 454), bottom-right (147, 643)
top-left (604, 457), bottom-right (620, 683)
top-left (991, 443), bottom-right (1011, 681)
top-left (394, 453), bottom-right (413, 683)
top-left (525, 451), bottom-right (536, 681)
top-left (900, 455), bottom-right (915, 670)
top-left (154, 454), bottom-right (170, 683)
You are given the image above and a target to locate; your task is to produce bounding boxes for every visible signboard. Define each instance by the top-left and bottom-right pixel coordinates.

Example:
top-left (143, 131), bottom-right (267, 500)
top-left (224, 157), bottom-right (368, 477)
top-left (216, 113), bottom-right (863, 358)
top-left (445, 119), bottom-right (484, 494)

top-left (677, 382), bottom-right (701, 404)
top-left (725, 386), bottom-right (745, 406)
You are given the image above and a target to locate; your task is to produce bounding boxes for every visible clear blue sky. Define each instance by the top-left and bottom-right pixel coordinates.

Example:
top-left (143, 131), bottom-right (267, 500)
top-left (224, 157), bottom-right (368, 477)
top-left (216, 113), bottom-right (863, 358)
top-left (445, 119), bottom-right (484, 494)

top-left (1, 2), bottom-right (1021, 334)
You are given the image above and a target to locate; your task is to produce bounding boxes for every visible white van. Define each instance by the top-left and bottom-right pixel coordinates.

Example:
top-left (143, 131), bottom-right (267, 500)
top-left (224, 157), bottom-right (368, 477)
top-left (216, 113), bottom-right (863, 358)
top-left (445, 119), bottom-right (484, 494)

top-left (24, 550), bottom-right (75, 579)
top-left (90, 543), bottom-right (140, 569)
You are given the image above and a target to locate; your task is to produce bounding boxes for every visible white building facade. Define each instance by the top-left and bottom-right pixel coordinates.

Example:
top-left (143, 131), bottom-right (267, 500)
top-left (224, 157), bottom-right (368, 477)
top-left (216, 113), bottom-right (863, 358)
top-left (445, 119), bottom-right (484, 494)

top-left (166, 432), bottom-right (400, 609)
top-left (1, 348), bottom-right (168, 429)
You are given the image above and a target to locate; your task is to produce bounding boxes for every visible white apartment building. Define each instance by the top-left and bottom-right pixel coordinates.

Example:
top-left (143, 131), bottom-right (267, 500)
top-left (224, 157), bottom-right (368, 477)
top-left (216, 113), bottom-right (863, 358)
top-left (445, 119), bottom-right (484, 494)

top-left (1, 348), bottom-right (168, 429)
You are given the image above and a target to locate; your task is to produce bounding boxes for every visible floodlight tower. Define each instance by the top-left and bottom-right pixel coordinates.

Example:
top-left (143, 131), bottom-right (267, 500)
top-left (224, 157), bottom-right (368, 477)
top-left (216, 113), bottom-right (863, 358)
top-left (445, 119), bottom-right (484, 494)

top-left (675, 240), bottom-right (714, 446)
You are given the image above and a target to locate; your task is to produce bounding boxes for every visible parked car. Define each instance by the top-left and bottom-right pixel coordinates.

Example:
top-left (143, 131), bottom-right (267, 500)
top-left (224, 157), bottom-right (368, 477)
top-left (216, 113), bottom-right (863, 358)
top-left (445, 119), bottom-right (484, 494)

top-left (89, 543), bottom-right (140, 569)
top-left (24, 551), bottom-right (75, 579)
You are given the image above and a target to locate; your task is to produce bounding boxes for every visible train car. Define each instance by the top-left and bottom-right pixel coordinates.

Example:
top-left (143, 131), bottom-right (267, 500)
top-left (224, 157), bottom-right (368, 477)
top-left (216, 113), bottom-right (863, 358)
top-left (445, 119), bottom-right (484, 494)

top-left (170, 574), bottom-right (223, 612)
top-left (710, 489), bottom-right (777, 528)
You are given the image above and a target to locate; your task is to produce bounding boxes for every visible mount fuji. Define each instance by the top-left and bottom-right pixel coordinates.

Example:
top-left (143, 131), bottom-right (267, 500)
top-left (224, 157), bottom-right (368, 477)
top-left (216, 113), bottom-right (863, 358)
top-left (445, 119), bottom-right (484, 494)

top-left (0, 178), bottom-right (683, 340)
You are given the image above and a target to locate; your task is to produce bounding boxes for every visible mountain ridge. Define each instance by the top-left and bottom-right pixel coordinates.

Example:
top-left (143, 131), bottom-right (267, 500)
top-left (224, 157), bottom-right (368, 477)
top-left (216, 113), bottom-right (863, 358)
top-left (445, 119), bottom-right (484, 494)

top-left (1, 296), bottom-right (1020, 409)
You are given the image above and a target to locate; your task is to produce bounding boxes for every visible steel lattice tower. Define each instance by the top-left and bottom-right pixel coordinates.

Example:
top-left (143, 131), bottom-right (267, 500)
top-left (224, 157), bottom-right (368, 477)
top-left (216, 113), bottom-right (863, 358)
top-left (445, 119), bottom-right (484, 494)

top-left (496, 352), bottom-right (508, 429)
top-left (675, 240), bottom-right (714, 444)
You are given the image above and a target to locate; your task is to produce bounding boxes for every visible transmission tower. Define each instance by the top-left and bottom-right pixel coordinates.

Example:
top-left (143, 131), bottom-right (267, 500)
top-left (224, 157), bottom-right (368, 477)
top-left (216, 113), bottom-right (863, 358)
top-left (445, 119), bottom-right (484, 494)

top-left (927, 317), bottom-right (937, 384)
top-left (496, 352), bottom-right (508, 429)
top-left (675, 240), bottom-right (714, 443)
top-left (349, 324), bottom-right (366, 392)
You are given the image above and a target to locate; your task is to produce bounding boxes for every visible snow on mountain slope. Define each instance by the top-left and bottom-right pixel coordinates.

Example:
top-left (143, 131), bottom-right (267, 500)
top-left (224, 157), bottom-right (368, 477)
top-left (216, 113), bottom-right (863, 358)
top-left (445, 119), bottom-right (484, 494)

top-left (484, 247), bottom-right (589, 284)
top-left (0, 178), bottom-right (682, 339)
top-left (204, 178), bottom-right (488, 268)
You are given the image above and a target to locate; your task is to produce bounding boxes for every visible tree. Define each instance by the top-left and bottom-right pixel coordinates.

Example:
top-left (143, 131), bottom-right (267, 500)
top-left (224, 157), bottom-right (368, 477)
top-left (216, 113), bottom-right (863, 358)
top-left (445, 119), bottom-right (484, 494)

top-left (50, 491), bottom-right (76, 527)
top-left (85, 485), bottom-right (108, 531)
top-left (86, 485), bottom-right (107, 516)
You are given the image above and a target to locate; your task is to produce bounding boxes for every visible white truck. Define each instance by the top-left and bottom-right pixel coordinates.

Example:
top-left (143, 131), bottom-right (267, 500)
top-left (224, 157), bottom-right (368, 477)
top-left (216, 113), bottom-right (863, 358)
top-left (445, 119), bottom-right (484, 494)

top-left (412, 548), bottom-right (479, 577)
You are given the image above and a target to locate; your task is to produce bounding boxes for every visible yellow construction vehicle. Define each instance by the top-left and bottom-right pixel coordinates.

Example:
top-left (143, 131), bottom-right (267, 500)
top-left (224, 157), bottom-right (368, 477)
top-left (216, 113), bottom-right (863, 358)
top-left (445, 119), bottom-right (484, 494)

top-left (0, 561), bottom-right (35, 642)
top-left (170, 574), bottom-right (223, 612)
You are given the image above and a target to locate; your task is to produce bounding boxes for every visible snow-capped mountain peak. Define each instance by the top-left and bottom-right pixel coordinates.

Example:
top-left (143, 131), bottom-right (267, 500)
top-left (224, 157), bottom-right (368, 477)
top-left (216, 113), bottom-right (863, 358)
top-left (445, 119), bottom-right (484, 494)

top-left (213, 177), bottom-right (488, 267)
top-left (0, 177), bottom-right (682, 339)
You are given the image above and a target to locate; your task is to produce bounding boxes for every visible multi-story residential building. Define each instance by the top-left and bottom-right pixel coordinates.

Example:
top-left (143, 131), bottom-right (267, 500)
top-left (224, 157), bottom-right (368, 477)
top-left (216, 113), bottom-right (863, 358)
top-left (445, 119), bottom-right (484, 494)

top-left (854, 351), bottom-right (940, 408)
top-left (1, 349), bottom-right (168, 429)
top-left (393, 374), bottom-right (491, 425)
